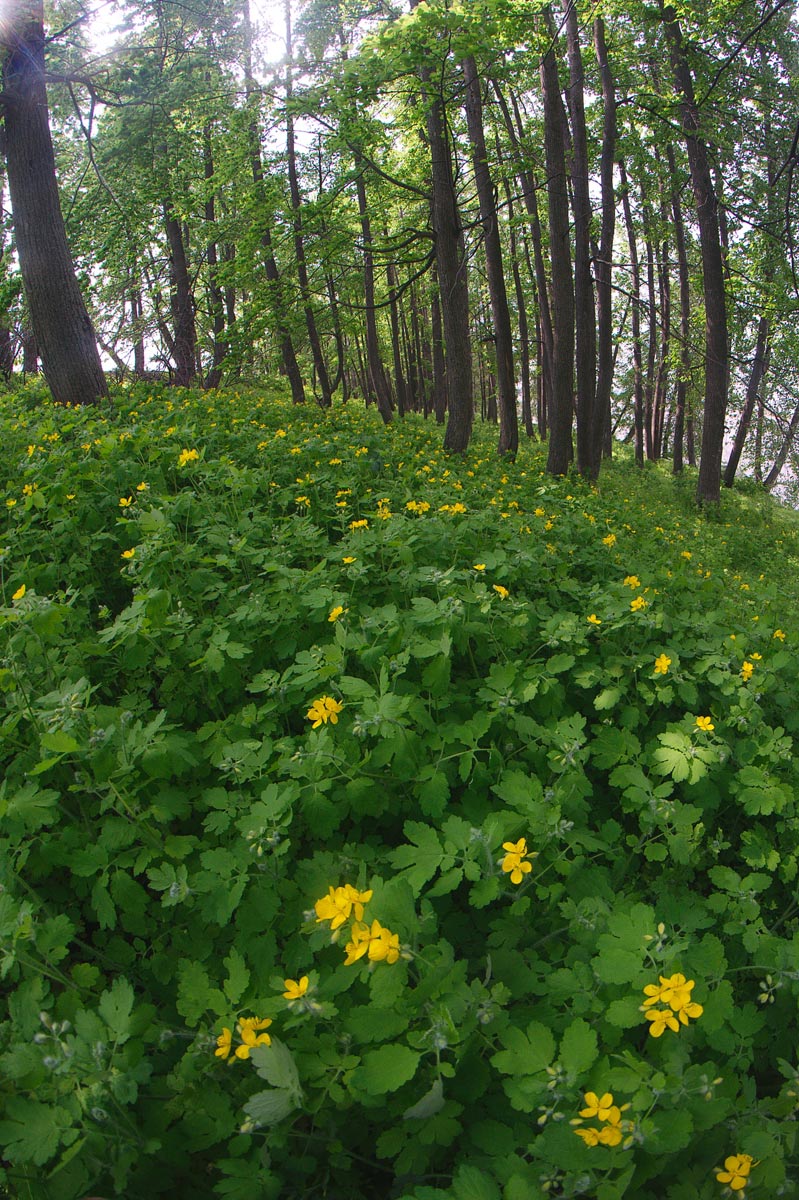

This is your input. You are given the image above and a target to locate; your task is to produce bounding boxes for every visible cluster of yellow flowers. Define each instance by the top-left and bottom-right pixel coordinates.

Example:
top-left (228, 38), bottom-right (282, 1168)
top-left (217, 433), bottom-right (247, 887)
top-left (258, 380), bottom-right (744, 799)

top-left (314, 884), bottom-right (401, 968)
top-left (641, 972), bottom-right (703, 1037)
top-left (177, 447), bottom-right (200, 467)
top-left (215, 1016), bottom-right (272, 1062)
top-left (349, 518), bottom-right (369, 531)
top-left (405, 499), bottom-right (431, 515)
top-left (306, 695), bottom-right (344, 728)
top-left (572, 1090), bottom-right (632, 1147)
top-left (500, 838), bottom-right (536, 885)
top-left (715, 1153), bottom-right (756, 1192)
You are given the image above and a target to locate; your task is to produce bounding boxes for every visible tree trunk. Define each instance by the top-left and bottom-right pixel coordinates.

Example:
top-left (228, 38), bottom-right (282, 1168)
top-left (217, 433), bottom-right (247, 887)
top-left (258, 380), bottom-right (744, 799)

top-left (667, 143), bottom-right (690, 474)
top-left (540, 8), bottom-right (574, 475)
top-left (593, 15), bottom-right (617, 469)
top-left (354, 158), bottom-right (393, 423)
top-left (661, 3), bottom-right (729, 504)
top-left (162, 197), bottom-right (197, 386)
top-left (724, 317), bottom-right (771, 486)
top-left (462, 54), bottom-right (517, 456)
top-left (562, 0), bottom-right (596, 477)
top-left (1, 0), bottom-right (107, 405)
top-left (619, 159), bottom-right (644, 466)
top-left (203, 113), bottom-right (227, 389)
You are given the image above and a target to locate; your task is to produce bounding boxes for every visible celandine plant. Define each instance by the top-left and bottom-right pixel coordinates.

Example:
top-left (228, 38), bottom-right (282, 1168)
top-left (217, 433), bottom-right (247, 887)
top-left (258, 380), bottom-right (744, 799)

top-left (0, 382), bottom-right (798, 1199)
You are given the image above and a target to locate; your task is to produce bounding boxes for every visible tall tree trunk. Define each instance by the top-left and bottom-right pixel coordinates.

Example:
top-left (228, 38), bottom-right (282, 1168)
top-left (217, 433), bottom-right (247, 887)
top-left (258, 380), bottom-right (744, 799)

top-left (661, 3), bottom-right (729, 504)
top-left (162, 197), bottom-right (197, 386)
top-left (462, 54), bottom-right (517, 456)
top-left (203, 114), bottom-right (227, 389)
top-left (354, 158), bottom-right (393, 423)
top-left (593, 15), bottom-right (617, 468)
top-left (430, 278), bottom-right (447, 423)
top-left (386, 256), bottom-right (408, 416)
top-left (501, 167), bottom-right (534, 438)
top-left (1, 0), bottom-right (107, 405)
top-left (562, 0), bottom-right (596, 477)
top-left (724, 317), bottom-right (771, 487)
top-left (410, 0), bottom-right (473, 451)
top-left (285, 0), bottom-right (333, 407)
top-left (540, 8), bottom-right (574, 475)
top-left (619, 159), bottom-right (644, 466)
top-left (667, 143), bottom-right (690, 474)
top-left (242, 0), bottom-right (304, 404)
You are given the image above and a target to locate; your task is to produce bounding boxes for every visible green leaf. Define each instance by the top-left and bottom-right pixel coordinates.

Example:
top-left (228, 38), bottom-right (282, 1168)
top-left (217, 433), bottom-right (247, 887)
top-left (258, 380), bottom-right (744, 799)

top-left (223, 947), bottom-right (250, 1005)
top-left (492, 1022), bottom-right (556, 1078)
top-left (452, 1164), bottom-right (501, 1200)
top-left (243, 1088), bottom-right (296, 1126)
top-left (0, 1098), bottom-right (73, 1166)
top-left (388, 821), bottom-right (443, 890)
top-left (352, 1043), bottom-right (420, 1095)
top-left (403, 1077), bottom-right (445, 1120)
top-left (594, 687), bottom-right (621, 711)
top-left (559, 1018), bottom-right (598, 1078)
top-left (98, 977), bottom-right (134, 1042)
top-left (250, 1039), bottom-right (301, 1098)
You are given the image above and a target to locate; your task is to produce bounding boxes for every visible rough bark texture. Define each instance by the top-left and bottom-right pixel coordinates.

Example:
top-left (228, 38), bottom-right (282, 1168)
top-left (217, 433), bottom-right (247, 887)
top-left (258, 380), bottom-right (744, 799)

top-left (1, 0), bottom-right (107, 405)
top-left (355, 161), bottom-right (393, 423)
top-left (463, 54), bottom-right (517, 456)
top-left (662, 4), bottom-right (729, 504)
top-left (540, 9), bottom-right (574, 475)
top-left (563, 0), bottom-right (596, 477)
top-left (619, 160), bottom-right (644, 467)
top-left (162, 199), bottom-right (197, 386)
top-left (592, 16), bottom-right (616, 470)
top-left (667, 143), bottom-right (690, 474)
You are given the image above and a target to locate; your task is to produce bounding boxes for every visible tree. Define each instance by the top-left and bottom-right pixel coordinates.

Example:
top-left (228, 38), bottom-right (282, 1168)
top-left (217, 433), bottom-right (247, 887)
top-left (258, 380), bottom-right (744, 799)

top-left (0, 0), bottom-right (107, 405)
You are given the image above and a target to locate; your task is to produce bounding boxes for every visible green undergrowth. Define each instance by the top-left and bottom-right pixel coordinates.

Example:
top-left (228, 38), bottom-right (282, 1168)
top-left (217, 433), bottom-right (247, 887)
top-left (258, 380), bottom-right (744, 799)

top-left (1, 382), bottom-right (798, 1200)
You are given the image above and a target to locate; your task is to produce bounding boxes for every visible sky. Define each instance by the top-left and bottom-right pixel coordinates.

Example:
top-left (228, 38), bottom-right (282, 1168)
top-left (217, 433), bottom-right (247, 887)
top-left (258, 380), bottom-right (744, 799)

top-left (85, 0), bottom-right (287, 63)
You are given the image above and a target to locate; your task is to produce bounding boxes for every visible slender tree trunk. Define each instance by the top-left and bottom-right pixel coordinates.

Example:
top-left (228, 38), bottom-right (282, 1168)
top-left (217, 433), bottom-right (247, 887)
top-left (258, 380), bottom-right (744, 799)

top-left (1, 0), bottom-right (107, 405)
top-left (619, 160), bottom-right (644, 466)
top-left (501, 167), bottom-right (534, 438)
top-left (463, 54), bottom-right (517, 455)
top-left (667, 144), bottom-right (690, 474)
top-left (562, 0), bottom-right (596, 476)
top-left (203, 114), bottom-right (227, 389)
top-left (162, 197), bottom-right (197, 386)
top-left (285, 0), bottom-right (333, 406)
top-left (412, 15), bottom-right (473, 451)
top-left (661, 3), bottom-right (729, 504)
top-left (593, 15), bottom-right (616, 468)
top-left (242, 0), bottom-right (304, 404)
top-left (354, 158), bottom-right (393, 423)
top-left (386, 256), bottom-right (408, 416)
top-left (724, 317), bottom-right (771, 487)
top-left (540, 8), bottom-right (574, 475)
top-left (430, 280), bottom-right (447, 423)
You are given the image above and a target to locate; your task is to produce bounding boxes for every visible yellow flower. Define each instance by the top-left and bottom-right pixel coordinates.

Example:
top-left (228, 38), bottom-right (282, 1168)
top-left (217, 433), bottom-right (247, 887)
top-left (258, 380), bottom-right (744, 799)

top-left (574, 1127), bottom-right (601, 1147)
top-left (602, 533), bottom-right (616, 547)
top-left (6, 498), bottom-right (16, 508)
top-left (342, 556), bottom-right (356, 564)
top-left (644, 1008), bottom-right (680, 1037)
top-left (696, 716), bottom-right (714, 732)
top-left (630, 595), bottom-right (648, 612)
top-left (314, 884), bottom-right (372, 930)
top-left (579, 1092), bottom-right (616, 1121)
top-left (750, 652), bottom-right (762, 660)
top-left (654, 653), bottom-right (671, 675)
top-left (306, 695), bottom-right (344, 728)
top-left (121, 548), bottom-right (136, 560)
top-left (473, 563), bottom-right (486, 571)
top-left (343, 919), bottom-right (400, 966)
top-left (773, 629), bottom-right (786, 641)
top-left (328, 605), bottom-right (347, 622)
top-left (493, 584), bottom-right (509, 600)
top-left (12, 584), bottom-right (26, 601)
top-left (597, 1124), bottom-right (623, 1146)
top-left (215, 1027), bottom-right (232, 1059)
top-left (681, 551), bottom-right (692, 560)
top-left (136, 482), bottom-right (149, 492)
top-left (623, 575), bottom-right (641, 589)
top-left (282, 976), bottom-right (310, 1001)
top-left (741, 661), bottom-right (754, 681)
top-left (349, 519), bottom-right (369, 531)
top-left (177, 448), bottom-right (200, 467)
top-left (715, 1153), bottom-right (755, 1191)
top-left (234, 1017), bottom-right (272, 1059)
top-left (501, 838), bottom-right (536, 885)
top-left (587, 614), bottom-right (602, 626)
top-left (119, 495), bottom-right (133, 508)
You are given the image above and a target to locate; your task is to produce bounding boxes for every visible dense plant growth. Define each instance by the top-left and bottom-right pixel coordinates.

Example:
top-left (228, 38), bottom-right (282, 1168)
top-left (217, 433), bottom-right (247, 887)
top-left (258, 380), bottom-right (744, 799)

top-left (1, 383), bottom-right (799, 1198)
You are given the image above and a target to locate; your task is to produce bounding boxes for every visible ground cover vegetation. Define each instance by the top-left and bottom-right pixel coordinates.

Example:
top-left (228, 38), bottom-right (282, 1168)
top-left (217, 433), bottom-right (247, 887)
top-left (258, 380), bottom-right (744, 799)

top-left (1, 382), bottom-right (799, 1199)
top-left (2, 0), bottom-right (799, 502)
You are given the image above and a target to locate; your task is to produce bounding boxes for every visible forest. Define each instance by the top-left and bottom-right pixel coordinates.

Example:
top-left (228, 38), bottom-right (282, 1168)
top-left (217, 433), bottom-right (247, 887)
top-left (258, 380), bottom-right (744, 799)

top-left (3, 2), bottom-right (799, 1199)
top-left (1, 0), bottom-right (798, 501)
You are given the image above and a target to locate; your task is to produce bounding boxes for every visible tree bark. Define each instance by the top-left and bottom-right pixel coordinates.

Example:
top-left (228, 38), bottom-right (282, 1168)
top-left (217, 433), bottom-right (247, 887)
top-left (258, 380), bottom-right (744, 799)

top-left (162, 197), bottom-right (197, 386)
top-left (1, 0), bottom-right (107, 405)
top-left (661, 3), bottom-right (729, 504)
top-left (540, 8), bottom-right (574, 475)
top-left (562, 0), bottom-right (596, 476)
top-left (354, 158), bottom-right (393, 423)
top-left (724, 316), bottom-right (771, 487)
top-left (463, 54), bottom-right (517, 456)
top-left (619, 159), bottom-right (644, 466)
top-left (667, 143), bottom-right (690, 474)
top-left (592, 15), bottom-right (616, 469)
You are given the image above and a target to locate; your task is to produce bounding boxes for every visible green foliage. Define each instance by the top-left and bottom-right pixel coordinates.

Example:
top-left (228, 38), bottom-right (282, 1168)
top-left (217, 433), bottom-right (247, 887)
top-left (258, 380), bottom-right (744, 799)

top-left (1, 383), bottom-right (799, 1198)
